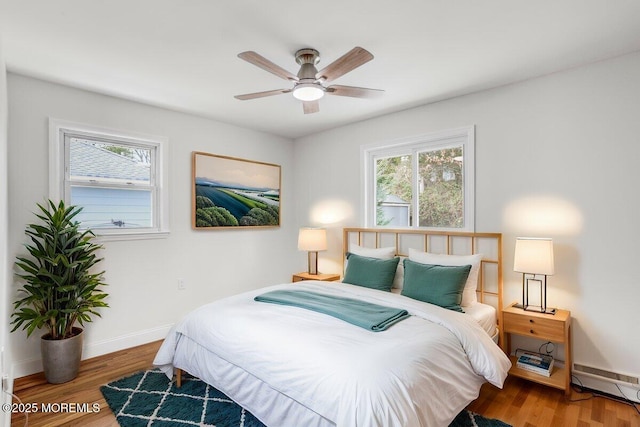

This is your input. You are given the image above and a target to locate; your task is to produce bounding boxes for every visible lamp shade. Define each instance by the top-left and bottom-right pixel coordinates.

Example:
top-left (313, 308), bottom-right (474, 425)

top-left (298, 228), bottom-right (327, 251)
top-left (514, 237), bottom-right (554, 275)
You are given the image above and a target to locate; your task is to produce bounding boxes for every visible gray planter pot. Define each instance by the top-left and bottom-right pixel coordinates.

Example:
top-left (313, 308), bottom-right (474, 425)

top-left (40, 327), bottom-right (84, 384)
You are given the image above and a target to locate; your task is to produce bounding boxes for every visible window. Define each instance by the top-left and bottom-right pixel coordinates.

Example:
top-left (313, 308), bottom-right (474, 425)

top-left (49, 119), bottom-right (169, 239)
top-left (362, 126), bottom-right (475, 231)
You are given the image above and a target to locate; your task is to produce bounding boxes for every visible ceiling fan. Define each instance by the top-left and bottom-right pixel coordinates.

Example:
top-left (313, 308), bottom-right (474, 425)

top-left (234, 47), bottom-right (383, 114)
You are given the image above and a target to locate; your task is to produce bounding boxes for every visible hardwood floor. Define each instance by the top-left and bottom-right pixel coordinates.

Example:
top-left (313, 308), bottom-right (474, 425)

top-left (10, 340), bottom-right (640, 426)
top-left (468, 378), bottom-right (639, 427)
top-left (10, 341), bottom-right (162, 427)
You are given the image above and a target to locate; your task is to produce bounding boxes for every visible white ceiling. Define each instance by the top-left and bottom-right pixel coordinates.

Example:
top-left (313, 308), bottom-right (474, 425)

top-left (2, 1), bottom-right (640, 139)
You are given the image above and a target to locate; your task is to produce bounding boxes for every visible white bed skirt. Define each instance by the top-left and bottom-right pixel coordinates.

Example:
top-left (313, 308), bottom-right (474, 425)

top-left (169, 334), bottom-right (335, 427)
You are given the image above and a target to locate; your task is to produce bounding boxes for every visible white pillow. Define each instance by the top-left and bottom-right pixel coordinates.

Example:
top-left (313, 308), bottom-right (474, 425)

top-left (349, 244), bottom-right (395, 259)
top-left (408, 248), bottom-right (482, 306)
top-left (348, 244), bottom-right (404, 289)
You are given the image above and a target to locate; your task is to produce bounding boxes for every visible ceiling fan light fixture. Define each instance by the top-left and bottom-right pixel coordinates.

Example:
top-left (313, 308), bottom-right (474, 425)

top-left (293, 83), bottom-right (325, 101)
top-left (235, 47), bottom-right (382, 112)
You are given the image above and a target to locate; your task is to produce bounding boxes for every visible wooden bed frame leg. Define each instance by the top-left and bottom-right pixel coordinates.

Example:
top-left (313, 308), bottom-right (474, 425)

top-left (175, 368), bottom-right (182, 388)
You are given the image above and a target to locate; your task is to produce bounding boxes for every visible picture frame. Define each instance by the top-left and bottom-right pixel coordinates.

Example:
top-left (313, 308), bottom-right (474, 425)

top-left (192, 151), bottom-right (281, 229)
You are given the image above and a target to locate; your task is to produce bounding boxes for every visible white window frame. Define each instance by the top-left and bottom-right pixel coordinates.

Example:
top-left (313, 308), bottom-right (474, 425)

top-left (362, 126), bottom-right (475, 231)
top-left (49, 118), bottom-right (170, 240)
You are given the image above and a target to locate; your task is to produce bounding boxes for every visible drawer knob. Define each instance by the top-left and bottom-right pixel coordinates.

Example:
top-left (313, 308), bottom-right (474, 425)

top-left (530, 329), bottom-right (534, 334)
top-left (529, 319), bottom-right (534, 323)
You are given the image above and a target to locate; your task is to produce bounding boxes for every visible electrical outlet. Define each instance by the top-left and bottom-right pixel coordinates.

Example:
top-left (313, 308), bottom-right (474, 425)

top-left (177, 278), bottom-right (186, 290)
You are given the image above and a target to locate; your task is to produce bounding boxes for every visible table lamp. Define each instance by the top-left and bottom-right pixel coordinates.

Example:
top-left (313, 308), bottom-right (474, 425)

top-left (298, 227), bottom-right (327, 275)
top-left (513, 237), bottom-right (556, 314)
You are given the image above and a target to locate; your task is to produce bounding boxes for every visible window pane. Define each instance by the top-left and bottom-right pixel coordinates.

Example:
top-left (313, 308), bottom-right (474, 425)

top-left (417, 146), bottom-right (464, 228)
top-left (70, 186), bottom-right (152, 228)
top-left (67, 136), bottom-right (155, 230)
top-left (69, 137), bottom-right (151, 184)
top-left (375, 155), bottom-right (412, 226)
top-left (365, 127), bottom-right (474, 230)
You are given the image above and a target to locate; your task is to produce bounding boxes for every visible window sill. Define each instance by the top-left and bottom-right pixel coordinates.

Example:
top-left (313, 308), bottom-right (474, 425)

top-left (93, 230), bottom-right (170, 242)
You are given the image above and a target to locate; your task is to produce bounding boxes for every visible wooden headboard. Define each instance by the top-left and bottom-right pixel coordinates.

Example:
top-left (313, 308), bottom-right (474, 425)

top-left (343, 227), bottom-right (503, 314)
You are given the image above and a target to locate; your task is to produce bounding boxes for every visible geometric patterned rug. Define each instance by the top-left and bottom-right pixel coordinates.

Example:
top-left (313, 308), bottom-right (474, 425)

top-left (101, 369), bottom-right (511, 427)
top-left (100, 369), bottom-right (264, 427)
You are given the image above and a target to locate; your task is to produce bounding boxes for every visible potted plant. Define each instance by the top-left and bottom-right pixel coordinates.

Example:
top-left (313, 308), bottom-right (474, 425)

top-left (11, 200), bottom-right (108, 383)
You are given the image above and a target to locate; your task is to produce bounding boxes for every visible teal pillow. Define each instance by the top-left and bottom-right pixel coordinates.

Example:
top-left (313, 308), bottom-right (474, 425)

top-left (343, 253), bottom-right (400, 292)
top-left (401, 259), bottom-right (471, 312)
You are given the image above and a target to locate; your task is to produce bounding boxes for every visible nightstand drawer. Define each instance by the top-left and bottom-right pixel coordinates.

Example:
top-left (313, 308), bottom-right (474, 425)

top-left (503, 312), bottom-right (564, 341)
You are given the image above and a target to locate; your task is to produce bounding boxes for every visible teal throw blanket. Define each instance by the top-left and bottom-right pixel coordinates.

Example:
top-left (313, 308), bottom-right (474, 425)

top-left (254, 290), bottom-right (410, 332)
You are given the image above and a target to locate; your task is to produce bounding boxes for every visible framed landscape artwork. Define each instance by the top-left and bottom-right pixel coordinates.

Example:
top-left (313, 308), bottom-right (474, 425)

top-left (192, 152), bottom-right (281, 229)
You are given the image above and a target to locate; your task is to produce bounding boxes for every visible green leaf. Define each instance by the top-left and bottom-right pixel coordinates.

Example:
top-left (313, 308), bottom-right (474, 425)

top-left (10, 199), bottom-right (108, 340)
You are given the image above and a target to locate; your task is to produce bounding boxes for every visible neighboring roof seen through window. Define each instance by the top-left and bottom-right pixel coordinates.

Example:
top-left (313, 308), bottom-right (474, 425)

top-left (69, 138), bottom-right (150, 183)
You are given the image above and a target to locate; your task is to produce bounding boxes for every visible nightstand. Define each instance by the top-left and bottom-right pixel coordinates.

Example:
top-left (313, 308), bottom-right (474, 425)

top-left (292, 272), bottom-right (341, 282)
top-left (501, 302), bottom-right (572, 396)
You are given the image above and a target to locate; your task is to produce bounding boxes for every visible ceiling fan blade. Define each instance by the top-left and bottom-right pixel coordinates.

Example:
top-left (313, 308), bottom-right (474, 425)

top-left (238, 51), bottom-right (298, 82)
top-left (234, 89), bottom-right (291, 100)
top-left (303, 100), bottom-right (320, 114)
top-left (315, 47), bottom-right (374, 83)
top-left (325, 85), bottom-right (384, 98)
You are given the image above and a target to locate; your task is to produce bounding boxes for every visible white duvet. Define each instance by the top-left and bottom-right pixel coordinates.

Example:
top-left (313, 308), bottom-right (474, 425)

top-left (154, 281), bottom-right (511, 427)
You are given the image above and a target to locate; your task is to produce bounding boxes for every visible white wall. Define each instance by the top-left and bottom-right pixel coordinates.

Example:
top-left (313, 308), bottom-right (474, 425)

top-left (294, 52), bottom-right (640, 399)
top-left (6, 48), bottom-right (640, 402)
top-left (6, 74), bottom-right (300, 377)
top-left (0, 37), bottom-right (10, 427)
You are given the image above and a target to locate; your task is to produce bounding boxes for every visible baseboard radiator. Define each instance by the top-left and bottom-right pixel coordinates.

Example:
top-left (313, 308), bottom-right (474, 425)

top-left (573, 363), bottom-right (639, 385)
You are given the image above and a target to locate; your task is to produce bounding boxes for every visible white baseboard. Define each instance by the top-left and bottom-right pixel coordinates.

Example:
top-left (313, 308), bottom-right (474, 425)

top-left (83, 324), bottom-right (172, 360)
top-left (12, 324), bottom-right (173, 379)
top-left (573, 372), bottom-right (640, 404)
top-left (11, 356), bottom-right (40, 382)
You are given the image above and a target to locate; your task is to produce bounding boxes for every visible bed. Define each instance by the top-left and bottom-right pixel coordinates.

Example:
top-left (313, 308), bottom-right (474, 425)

top-left (154, 228), bottom-right (511, 427)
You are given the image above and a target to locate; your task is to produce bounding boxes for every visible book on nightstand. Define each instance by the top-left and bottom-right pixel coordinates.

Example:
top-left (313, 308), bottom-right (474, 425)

top-left (516, 350), bottom-right (554, 377)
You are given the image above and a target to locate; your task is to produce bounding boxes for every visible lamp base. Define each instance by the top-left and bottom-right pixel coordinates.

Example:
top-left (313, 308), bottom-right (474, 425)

top-left (513, 303), bottom-right (556, 315)
top-left (307, 251), bottom-right (319, 275)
